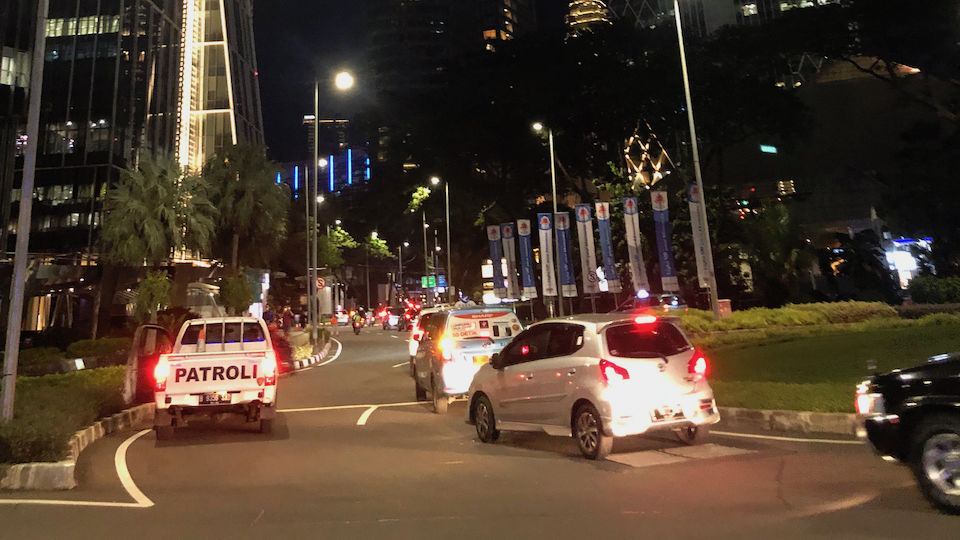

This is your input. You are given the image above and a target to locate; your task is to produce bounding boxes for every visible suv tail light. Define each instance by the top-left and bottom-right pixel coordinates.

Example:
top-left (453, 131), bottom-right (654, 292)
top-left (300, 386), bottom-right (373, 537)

top-left (262, 350), bottom-right (278, 386)
top-left (688, 351), bottom-right (709, 380)
top-left (600, 359), bottom-right (630, 383)
top-left (439, 336), bottom-right (454, 361)
top-left (154, 357), bottom-right (170, 392)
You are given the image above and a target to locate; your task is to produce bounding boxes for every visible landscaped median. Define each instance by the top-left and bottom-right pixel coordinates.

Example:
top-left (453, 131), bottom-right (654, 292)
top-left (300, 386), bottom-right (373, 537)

top-left (677, 302), bottom-right (960, 434)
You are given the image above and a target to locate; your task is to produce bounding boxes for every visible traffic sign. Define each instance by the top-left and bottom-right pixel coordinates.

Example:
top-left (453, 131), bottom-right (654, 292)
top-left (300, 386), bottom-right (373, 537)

top-left (316, 277), bottom-right (325, 290)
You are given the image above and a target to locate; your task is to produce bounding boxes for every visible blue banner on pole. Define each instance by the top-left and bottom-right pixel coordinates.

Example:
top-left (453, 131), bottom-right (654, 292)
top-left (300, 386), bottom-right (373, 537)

top-left (595, 202), bottom-right (622, 293)
top-left (650, 191), bottom-right (679, 291)
top-left (555, 212), bottom-right (577, 297)
top-left (487, 226), bottom-right (506, 297)
top-left (516, 220), bottom-right (538, 298)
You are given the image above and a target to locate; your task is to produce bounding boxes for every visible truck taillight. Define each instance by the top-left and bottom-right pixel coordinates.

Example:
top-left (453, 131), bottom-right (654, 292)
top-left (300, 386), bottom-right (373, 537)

top-left (154, 358), bottom-right (170, 392)
top-left (262, 351), bottom-right (278, 386)
top-left (688, 351), bottom-right (709, 380)
top-left (600, 359), bottom-right (630, 383)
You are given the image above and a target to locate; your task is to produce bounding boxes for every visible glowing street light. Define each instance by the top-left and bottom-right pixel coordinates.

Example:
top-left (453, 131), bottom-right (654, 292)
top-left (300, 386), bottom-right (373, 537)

top-left (532, 121), bottom-right (563, 316)
top-left (318, 158), bottom-right (328, 168)
top-left (532, 122), bottom-right (544, 132)
top-left (316, 195), bottom-right (324, 204)
top-left (335, 219), bottom-right (342, 226)
top-left (371, 231), bottom-right (379, 239)
top-left (334, 71), bottom-right (355, 91)
top-left (430, 176), bottom-right (440, 186)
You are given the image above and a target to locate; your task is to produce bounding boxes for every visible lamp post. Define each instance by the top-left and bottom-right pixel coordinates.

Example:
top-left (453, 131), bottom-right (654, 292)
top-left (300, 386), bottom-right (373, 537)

top-left (673, 0), bottom-right (721, 321)
top-left (430, 176), bottom-right (453, 303)
top-left (532, 122), bottom-right (564, 317)
top-left (367, 231), bottom-right (378, 308)
top-left (398, 241), bottom-right (409, 294)
top-left (422, 211), bottom-right (429, 305)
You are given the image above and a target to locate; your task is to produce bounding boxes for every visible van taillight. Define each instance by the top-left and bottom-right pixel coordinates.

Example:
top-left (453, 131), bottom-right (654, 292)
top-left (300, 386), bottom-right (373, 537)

top-left (262, 351), bottom-right (278, 386)
top-left (600, 359), bottom-right (630, 383)
top-left (154, 358), bottom-right (170, 392)
top-left (688, 351), bottom-right (709, 379)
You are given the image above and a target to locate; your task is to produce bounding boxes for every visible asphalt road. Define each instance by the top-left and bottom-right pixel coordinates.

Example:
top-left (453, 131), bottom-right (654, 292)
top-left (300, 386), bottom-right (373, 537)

top-left (0, 328), bottom-right (956, 539)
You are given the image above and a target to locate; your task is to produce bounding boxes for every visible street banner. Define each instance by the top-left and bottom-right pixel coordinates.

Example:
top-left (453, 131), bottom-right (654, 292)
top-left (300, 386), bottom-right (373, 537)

top-left (574, 205), bottom-right (600, 294)
top-left (555, 212), bottom-right (578, 297)
top-left (487, 225), bottom-right (506, 298)
top-left (651, 191), bottom-right (679, 292)
top-left (688, 184), bottom-right (712, 289)
top-left (537, 213), bottom-right (558, 297)
top-left (516, 219), bottom-right (538, 298)
top-left (623, 197), bottom-right (651, 293)
top-left (595, 202), bottom-right (622, 293)
top-left (500, 222), bottom-right (521, 299)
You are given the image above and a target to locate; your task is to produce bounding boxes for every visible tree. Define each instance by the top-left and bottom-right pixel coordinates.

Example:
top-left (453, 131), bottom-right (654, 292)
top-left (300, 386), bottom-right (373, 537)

top-left (742, 203), bottom-right (816, 307)
top-left (134, 270), bottom-right (172, 322)
top-left (219, 271), bottom-right (254, 316)
top-left (204, 145), bottom-right (288, 270)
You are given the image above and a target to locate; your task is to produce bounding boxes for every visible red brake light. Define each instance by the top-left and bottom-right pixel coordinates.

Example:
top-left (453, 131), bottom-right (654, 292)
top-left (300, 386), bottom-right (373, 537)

top-left (634, 315), bottom-right (657, 325)
top-left (262, 350), bottom-right (278, 386)
top-left (688, 351), bottom-right (709, 379)
top-left (154, 358), bottom-right (170, 392)
top-left (600, 359), bottom-right (630, 383)
top-left (439, 336), bottom-right (454, 361)
top-left (520, 345), bottom-right (530, 356)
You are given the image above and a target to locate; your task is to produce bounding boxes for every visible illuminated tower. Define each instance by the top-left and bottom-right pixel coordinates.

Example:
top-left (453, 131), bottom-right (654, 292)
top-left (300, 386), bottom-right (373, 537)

top-left (566, 1), bottom-right (612, 35)
top-left (177, 0), bottom-right (263, 171)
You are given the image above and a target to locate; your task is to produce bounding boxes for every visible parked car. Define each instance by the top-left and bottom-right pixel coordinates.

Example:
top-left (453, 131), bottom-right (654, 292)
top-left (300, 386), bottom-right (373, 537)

top-left (466, 313), bottom-right (719, 459)
top-left (407, 307), bottom-right (446, 376)
top-left (616, 293), bottom-right (688, 313)
top-left (413, 307), bottom-right (523, 414)
top-left (858, 353), bottom-right (960, 513)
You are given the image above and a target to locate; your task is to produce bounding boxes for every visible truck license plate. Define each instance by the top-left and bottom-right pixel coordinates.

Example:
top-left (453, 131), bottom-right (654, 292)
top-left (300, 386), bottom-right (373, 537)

top-left (200, 392), bottom-right (230, 405)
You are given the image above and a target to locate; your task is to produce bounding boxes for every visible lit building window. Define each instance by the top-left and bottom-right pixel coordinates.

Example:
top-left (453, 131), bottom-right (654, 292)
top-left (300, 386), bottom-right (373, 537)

top-left (742, 3), bottom-right (759, 16)
top-left (0, 47), bottom-right (31, 88)
top-left (482, 29), bottom-right (498, 40)
top-left (45, 15), bottom-right (120, 38)
top-left (44, 122), bottom-right (78, 154)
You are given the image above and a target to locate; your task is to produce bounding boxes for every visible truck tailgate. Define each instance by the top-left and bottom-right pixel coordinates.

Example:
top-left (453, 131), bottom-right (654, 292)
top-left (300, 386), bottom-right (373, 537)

top-left (163, 351), bottom-right (272, 394)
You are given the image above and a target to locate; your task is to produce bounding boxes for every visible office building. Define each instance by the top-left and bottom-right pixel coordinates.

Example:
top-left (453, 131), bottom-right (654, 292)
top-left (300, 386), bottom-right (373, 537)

top-left (479, 0), bottom-right (537, 49)
top-left (566, 1), bottom-right (613, 34)
top-left (0, 0), bottom-right (33, 255)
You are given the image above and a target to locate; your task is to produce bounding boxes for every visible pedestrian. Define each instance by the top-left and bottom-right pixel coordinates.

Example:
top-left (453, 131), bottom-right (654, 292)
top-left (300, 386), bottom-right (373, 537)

top-left (282, 305), bottom-right (294, 334)
top-left (330, 313), bottom-right (339, 336)
top-left (263, 304), bottom-right (275, 323)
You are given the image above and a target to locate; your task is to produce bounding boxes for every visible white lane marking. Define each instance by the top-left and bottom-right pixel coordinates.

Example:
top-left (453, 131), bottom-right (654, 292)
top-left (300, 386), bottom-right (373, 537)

top-left (391, 362), bottom-right (407, 368)
top-left (356, 406), bottom-right (380, 426)
top-left (279, 401), bottom-right (422, 414)
top-left (314, 339), bottom-right (343, 367)
top-left (712, 430), bottom-right (863, 445)
top-left (0, 429), bottom-right (153, 509)
top-left (390, 335), bottom-right (399, 339)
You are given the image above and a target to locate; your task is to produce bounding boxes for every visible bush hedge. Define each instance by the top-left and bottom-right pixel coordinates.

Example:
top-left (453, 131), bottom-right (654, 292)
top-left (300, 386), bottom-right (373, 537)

top-left (0, 367), bottom-right (126, 463)
top-left (907, 276), bottom-right (960, 304)
top-left (16, 347), bottom-right (66, 377)
top-left (898, 303), bottom-right (960, 319)
top-left (678, 301), bottom-right (896, 334)
top-left (65, 337), bottom-right (132, 366)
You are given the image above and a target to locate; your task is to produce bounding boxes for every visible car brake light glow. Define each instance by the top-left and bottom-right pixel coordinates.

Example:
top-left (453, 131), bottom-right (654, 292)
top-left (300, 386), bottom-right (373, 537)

top-left (440, 336), bottom-right (454, 361)
top-left (154, 358), bottom-right (170, 392)
top-left (412, 327), bottom-right (424, 341)
top-left (521, 345), bottom-right (530, 355)
top-left (634, 315), bottom-right (657, 324)
top-left (688, 351), bottom-right (709, 379)
top-left (262, 350), bottom-right (278, 386)
top-left (600, 359), bottom-right (630, 383)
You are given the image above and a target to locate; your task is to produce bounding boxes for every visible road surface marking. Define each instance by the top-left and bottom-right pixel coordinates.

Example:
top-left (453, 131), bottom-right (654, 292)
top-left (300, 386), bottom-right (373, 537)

top-left (315, 339), bottom-right (343, 367)
top-left (0, 429), bottom-right (153, 509)
top-left (608, 444), bottom-right (753, 468)
top-left (357, 406), bottom-right (380, 425)
top-left (391, 361), bottom-right (407, 368)
top-left (390, 335), bottom-right (399, 339)
top-left (712, 430), bottom-right (862, 445)
top-left (279, 401), bottom-right (422, 413)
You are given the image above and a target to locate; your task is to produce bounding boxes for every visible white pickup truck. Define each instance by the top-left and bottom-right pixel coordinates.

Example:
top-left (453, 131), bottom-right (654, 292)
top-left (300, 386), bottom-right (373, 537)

top-left (153, 317), bottom-right (279, 439)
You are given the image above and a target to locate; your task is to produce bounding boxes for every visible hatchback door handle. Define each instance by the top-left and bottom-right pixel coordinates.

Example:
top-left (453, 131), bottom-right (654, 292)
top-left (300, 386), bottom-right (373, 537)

top-left (567, 369), bottom-right (576, 376)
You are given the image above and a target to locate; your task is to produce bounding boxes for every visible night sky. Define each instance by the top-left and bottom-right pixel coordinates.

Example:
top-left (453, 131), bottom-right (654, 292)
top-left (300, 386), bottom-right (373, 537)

top-left (253, 1), bottom-right (567, 163)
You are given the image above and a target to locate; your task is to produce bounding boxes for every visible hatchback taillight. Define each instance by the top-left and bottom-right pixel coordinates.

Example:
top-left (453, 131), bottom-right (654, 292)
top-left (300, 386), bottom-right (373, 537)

top-left (600, 359), bottom-right (630, 383)
top-left (688, 351), bottom-right (709, 379)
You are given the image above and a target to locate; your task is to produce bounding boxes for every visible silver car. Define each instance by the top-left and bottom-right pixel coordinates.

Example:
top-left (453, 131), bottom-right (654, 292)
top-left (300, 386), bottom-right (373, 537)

top-left (466, 314), bottom-right (719, 459)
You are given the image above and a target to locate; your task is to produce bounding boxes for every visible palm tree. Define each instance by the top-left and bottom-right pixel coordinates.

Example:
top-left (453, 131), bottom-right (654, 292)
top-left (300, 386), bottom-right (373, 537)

top-left (204, 145), bottom-right (288, 270)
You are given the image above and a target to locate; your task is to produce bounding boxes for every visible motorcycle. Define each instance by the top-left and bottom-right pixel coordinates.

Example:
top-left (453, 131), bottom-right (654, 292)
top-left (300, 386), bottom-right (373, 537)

top-left (353, 319), bottom-right (362, 335)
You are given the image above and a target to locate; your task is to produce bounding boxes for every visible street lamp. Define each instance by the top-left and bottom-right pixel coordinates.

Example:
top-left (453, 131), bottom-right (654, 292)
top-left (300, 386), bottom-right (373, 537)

top-left (316, 195), bottom-right (324, 204)
top-left (334, 71), bottom-right (355, 91)
top-left (532, 122), bottom-right (564, 316)
top-left (398, 241), bottom-right (410, 292)
top-left (428, 176), bottom-right (453, 303)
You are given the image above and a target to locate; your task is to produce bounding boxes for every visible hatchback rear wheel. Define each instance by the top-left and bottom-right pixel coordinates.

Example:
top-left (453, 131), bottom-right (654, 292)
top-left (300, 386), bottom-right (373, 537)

top-left (676, 425), bottom-right (709, 445)
top-left (574, 403), bottom-right (612, 460)
top-left (474, 395), bottom-right (499, 443)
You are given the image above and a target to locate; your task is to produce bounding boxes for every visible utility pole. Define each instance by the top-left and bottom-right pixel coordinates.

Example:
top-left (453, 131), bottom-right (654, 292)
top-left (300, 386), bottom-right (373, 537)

top-left (444, 182), bottom-right (453, 303)
top-left (674, 0), bottom-right (721, 320)
top-left (548, 128), bottom-right (564, 317)
top-left (422, 210), bottom-right (429, 305)
top-left (3, 0), bottom-right (49, 422)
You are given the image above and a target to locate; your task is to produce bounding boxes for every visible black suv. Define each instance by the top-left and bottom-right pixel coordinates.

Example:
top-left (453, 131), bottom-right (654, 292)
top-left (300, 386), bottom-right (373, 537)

top-left (858, 353), bottom-right (960, 513)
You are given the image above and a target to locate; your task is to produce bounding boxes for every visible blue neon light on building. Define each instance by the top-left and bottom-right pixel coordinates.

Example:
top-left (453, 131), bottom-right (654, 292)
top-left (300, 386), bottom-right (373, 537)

top-left (347, 149), bottom-right (353, 185)
top-left (294, 166), bottom-right (299, 198)
top-left (329, 155), bottom-right (334, 191)
top-left (365, 158), bottom-right (371, 181)
top-left (276, 172), bottom-right (281, 185)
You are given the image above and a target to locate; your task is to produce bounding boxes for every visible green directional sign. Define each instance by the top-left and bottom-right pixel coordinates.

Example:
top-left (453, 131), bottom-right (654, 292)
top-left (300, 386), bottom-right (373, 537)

top-left (427, 275), bottom-right (437, 288)
top-left (421, 276), bottom-right (429, 288)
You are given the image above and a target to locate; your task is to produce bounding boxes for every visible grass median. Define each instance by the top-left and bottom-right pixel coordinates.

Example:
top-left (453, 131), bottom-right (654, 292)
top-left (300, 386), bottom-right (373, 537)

top-left (698, 322), bottom-right (960, 413)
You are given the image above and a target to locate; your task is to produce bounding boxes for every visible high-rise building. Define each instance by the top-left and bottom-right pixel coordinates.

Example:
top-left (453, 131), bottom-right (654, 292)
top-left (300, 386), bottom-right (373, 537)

top-left (177, 0), bottom-right (264, 171)
top-left (566, 1), bottom-right (613, 35)
top-left (478, 0), bottom-right (537, 49)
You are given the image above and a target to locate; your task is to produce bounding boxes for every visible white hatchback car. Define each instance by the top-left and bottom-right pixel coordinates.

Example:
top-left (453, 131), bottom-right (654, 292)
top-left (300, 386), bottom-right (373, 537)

top-left (466, 314), bottom-right (719, 459)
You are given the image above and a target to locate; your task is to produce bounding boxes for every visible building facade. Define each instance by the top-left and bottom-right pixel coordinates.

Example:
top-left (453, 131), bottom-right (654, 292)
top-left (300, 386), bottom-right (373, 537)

top-left (0, 0), bottom-right (33, 256)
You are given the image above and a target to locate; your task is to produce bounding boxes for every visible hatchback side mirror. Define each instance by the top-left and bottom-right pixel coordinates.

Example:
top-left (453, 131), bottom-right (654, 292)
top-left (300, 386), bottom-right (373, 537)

top-left (490, 353), bottom-right (504, 370)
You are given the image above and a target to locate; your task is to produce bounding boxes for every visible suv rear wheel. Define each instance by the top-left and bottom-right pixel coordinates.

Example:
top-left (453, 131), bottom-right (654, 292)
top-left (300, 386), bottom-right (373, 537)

top-left (432, 376), bottom-right (448, 414)
top-left (573, 403), bottom-right (612, 460)
top-left (911, 414), bottom-right (960, 514)
top-left (414, 368), bottom-right (426, 401)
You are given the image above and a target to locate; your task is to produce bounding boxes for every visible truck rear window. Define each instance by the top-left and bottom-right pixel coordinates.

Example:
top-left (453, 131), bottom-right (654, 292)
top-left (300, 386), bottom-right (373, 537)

top-left (605, 322), bottom-right (691, 358)
top-left (181, 322), bottom-right (265, 345)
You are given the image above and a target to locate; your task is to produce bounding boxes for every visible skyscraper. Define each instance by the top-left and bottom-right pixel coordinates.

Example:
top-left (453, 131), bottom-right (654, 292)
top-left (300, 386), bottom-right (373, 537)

top-left (566, 0), bottom-right (612, 35)
top-left (0, 0), bottom-right (33, 255)
top-left (177, 0), bottom-right (264, 171)
top-left (478, 0), bottom-right (538, 49)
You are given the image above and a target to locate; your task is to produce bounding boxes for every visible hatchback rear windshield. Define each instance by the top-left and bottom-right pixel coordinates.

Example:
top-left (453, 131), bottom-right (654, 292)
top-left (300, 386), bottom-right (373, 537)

top-left (181, 322), bottom-right (265, 345)
top-left (604, 322), bottom-right (691, 357)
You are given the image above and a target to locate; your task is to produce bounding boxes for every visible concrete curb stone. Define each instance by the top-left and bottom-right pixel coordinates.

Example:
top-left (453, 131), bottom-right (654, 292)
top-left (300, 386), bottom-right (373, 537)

top-left (1, 402), bottom-right (155, 491)
top-left (292, 340), bottom-right (333, 370)
top-left (719, 406), bottom-right (857, 436)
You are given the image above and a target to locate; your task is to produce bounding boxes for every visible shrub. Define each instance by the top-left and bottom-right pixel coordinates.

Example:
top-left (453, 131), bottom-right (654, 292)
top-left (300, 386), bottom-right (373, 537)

top-left (16, 347), bottom-right (65, 377)
top-left (907, 276), bottom-right (960, 304)
top-left (66, 338), bottom-right (132, 367)
top-left (0, 367), bottom-right (126, 463)
top-left (788, 301), bottom-right (899, 323)
top-left (898, 303), bottom-right (960, 319)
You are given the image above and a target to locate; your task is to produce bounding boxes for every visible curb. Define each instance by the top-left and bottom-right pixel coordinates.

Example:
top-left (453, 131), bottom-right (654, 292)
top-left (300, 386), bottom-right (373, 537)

top-left (292, 340), bottom-right (334, 370)
top-left (1, 402), bottom-right (155, 491)
top-left (718, 406), bottom-right (857, 436)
